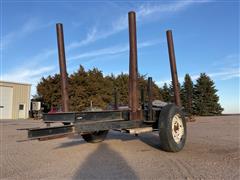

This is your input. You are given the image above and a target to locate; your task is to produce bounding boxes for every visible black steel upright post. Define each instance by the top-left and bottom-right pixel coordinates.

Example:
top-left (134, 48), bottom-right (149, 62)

top-left (56, 23), bottom-right (69, 112)
top-left (147, 77), bottom-right (153, 121)
top-left (166, 30), bottom-right (181, 107)
top-left (128, 11), bottom-right (139, 120)
top-left (140, 87), bottom-right (145, 110)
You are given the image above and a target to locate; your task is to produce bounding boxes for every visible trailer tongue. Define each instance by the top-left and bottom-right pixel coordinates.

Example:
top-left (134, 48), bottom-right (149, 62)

top-left (26, 11), bottom-right (187, 152)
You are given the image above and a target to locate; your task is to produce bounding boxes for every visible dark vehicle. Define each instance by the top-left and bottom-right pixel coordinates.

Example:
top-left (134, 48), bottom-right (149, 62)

top-left (26, 11), bottom-right (186, 152)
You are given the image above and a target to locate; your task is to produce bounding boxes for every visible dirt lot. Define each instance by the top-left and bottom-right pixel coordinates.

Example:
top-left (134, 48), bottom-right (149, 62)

top-left (0, 116), bottom-right (239, 180)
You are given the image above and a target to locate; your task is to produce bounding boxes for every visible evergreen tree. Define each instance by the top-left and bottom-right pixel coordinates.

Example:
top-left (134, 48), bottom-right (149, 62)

top-left (69, 65), bottom-right (89, 111)
top-left (114, 73), bottom-right (129, 106)
top-left (69, 66), bottom-right (113, 111)
top-left (37, 74), bottom-right (61, 109)
top-left (168, 82), bottom-right (182, 103)
top-left (162, 83), bottom-right (171, 102)
top-left (36, 65), bottom-right (193, 112)
top-left (193, 73), bottom-right (223, 115)
top-left (181, 74), bottom-right (194, 114)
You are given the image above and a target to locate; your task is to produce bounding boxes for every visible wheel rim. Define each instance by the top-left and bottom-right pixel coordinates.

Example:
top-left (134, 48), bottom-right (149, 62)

top-left (172, 114), bottom-right (184, 144)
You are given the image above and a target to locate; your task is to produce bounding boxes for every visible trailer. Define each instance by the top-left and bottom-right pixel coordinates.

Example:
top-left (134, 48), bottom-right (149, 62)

top-left (26, 11), bottom-right (187, 152)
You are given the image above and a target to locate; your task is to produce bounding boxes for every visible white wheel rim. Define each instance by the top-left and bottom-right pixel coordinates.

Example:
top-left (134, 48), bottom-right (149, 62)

top-left (172, 114), bottom-right (184, 144)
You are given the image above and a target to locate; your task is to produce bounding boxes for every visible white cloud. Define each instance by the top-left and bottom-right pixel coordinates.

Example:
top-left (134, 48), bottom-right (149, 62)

top-left (137, 1), bottom-right (194, 18)
top-left (1, 39), bottom-right (159, 96)
top-left (66, 1), bottom-right (208, 51)
top-left (225, 53), bottom-right (239, 59)
top-left (156, 68), bottom-right (240, 87)
top-left (1, 65), bottom-right (55, 96)
top-left (68, 39), bottom-right (161, 61)
top-left (0, 18), bottom-right (56, 94)
top-left (209, 68), bottom-right (240, 80)
top-left (1, 1), bottom-right (212, 96)
top-left (20, 48), bottom-right (57, 66)
top-left (67, 27), bottom-right (98, 50)
top-left (157, 52), bottom-right (240, 86)
top-left (1, 18), bottom-right (53, 49)
top-left (1, 65), bottom-right (54, 84)
top-left (3, 1), bottom-right (207, 66)
top-left (1, 45), bottom-right (57, 96)
top-left (212, 53), bottom-right (239, 67)
top-left (69, 45), bottom-right (128, 61)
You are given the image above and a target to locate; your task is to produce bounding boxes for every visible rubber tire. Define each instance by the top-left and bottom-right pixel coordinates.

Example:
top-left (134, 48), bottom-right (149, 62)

top-left (81, 130), bottom-right (109, 143)
top-left (158, 104), bottom-right (187, 152)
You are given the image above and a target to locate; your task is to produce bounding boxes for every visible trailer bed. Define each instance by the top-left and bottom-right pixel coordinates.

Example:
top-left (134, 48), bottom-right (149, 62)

top-left (28, 119), bottom-right (147, 140)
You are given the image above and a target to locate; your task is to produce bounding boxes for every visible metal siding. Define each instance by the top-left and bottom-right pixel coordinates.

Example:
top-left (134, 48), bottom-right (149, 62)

top-left (0, 86), bottom-right (13, 119)
top-left (12, 84), bottom-right (30, 119)
top-left (0, 81), bottom-right (31, 119)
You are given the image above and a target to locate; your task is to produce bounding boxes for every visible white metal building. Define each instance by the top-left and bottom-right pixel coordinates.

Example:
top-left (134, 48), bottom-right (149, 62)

top-left (0, 81), bottom-right (31, 119)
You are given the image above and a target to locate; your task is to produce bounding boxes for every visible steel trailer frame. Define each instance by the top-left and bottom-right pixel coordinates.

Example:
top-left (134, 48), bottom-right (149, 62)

top-left (26, 11), bottom-right (185, 152)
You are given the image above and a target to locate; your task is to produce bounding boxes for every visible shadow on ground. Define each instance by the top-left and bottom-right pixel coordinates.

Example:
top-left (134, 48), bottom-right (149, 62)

top-left (73, 143), bottom-right (138, 180)
top-left (139, 132), bottom-right (161, 149)
top-left (55, 137), bottom-right (86, 149)
top-left (56, 131), bottom-right (138, 149)
top-left (56, 131), bottom-right (162, 151)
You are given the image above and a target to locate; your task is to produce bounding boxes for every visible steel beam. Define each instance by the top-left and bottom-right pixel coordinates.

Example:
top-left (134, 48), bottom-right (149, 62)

top-left (28, 125), bottom-right (74, 140)
top-left (166, 30), bottom-right (181, 106)
top-left (56, 23), bottom-right (69, 112)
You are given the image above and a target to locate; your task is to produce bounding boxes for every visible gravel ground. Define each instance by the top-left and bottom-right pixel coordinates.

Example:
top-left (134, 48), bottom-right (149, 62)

top-left (0, 115), bottom-right (239, 180)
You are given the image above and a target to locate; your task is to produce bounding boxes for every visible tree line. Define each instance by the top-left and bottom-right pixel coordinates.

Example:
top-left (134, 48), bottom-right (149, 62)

top-left (36, 65), bottom-right (223, 116)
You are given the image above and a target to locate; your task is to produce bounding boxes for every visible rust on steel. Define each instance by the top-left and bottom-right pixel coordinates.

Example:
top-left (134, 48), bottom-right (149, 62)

top-left (56, 23), bottom-right (69, 112)
top-left (128, 11), bottom-right (139, 120)
top-left (166, 30), bottom-right (181, 106)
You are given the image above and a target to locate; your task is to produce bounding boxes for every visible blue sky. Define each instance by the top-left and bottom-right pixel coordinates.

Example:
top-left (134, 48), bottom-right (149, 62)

top-left (1, 0), bottom-right (239, 113)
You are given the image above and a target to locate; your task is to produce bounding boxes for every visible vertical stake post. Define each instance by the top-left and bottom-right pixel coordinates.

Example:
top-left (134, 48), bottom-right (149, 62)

top-left (147, 77), bottom-right (153, 121)
top-left (128, 11), bottom-right (139, 120)
top-left (166, 30), bottom-right (181, 106)
top-left (56, 23), bottom-right (69, 112)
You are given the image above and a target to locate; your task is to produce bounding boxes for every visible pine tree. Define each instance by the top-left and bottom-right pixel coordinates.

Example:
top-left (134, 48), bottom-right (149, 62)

top-left (193, 73), bottom-right (223, 115)
top-left (36, 66), bottom-right (170, 111)
top-left (181, 74), bottom-right (194, 114)
top-left (37, 74), bottom-right (61, 109)
top-left (162, 83), bottom-right (171, 102)
top-left (114, 73), bottom-right (129, 106)
top-left (69, 65), bottom-right (89, 111)
top-left (168, 81), bottom-right (182, 104)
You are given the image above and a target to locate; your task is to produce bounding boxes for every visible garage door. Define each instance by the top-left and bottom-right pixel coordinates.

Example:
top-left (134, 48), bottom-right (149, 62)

top-left (0, 86), bottom-right (13, 119)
